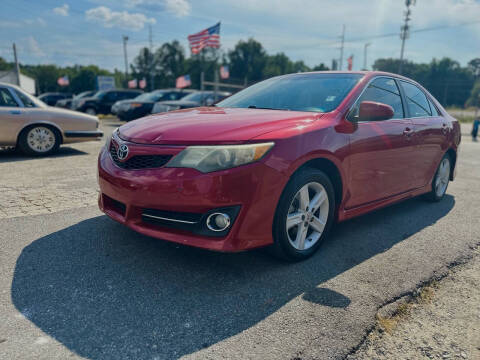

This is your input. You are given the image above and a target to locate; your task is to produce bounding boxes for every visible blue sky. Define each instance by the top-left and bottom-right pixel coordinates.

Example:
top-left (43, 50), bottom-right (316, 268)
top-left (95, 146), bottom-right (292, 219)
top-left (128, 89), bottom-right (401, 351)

top-left (1, 0), bottom-right (480, 71)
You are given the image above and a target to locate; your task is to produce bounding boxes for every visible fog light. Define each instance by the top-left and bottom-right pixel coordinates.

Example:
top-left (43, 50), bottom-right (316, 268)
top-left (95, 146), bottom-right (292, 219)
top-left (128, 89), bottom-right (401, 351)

top-left (206, 213), bottom-right (231, 232)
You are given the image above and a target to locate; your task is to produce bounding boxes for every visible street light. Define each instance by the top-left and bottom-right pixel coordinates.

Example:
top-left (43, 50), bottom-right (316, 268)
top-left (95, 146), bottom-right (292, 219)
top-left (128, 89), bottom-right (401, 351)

top-left (363, 43), bottom-right (371, 70)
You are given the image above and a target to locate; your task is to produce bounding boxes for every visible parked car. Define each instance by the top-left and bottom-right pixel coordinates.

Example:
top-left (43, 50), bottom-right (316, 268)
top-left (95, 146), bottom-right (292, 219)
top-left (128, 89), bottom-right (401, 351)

top-left (151, 90), bottom-right (231, 114)
top-left (0, 82), bottom-right (102, 156)
top-left (56, 90), bottom-right (95, 109)
top-left (72, 89), bottom-right (143, 115)
top-left (98, 71), bottom-right (460, 261)
top-left (38, 92), bottom-right (72, 106)
top-left (114, 89), bottom-right (196, 121)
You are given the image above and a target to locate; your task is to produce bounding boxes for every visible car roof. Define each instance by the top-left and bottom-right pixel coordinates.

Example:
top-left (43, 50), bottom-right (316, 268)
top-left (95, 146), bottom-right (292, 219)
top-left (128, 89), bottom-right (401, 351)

top-left (282, 70), bottom-right (415, 82)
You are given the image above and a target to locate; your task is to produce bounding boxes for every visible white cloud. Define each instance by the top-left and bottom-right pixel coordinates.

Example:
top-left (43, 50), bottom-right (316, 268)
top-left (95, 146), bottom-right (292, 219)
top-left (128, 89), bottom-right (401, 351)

top-left (0, 18), bottom-right (46, 28)
top-left (164, 0), bottom-right (191, 17)
top-left (26, 36), bottom-right (45, 57)
top-left (85, 6), bottom-right (156, 30)
top-left (53, 4), bottom-right (69, 16)
top-left (123, 0), bottom-right (191, 17)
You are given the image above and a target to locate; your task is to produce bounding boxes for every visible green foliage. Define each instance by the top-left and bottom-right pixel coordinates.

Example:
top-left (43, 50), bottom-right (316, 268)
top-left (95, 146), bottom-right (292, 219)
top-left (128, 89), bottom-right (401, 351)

top-left (373, 57), bottom-right (475, 107)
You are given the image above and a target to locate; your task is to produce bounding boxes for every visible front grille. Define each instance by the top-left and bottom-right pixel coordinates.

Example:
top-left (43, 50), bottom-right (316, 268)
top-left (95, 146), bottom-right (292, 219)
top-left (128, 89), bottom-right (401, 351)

top-left (109, 142), bottom-right (172, 170)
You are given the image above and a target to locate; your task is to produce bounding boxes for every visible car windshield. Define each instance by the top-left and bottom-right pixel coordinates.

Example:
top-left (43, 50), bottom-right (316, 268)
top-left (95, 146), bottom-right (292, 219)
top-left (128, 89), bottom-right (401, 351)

top-left (217, 73), bottom-right (364, 113)
top-left (74, 91), bottom-right (92, 99)
top-left (134, 91), bottom-right (166, 102)
top-left (94, 91), bottom-right (106, 99)
top-left (181, 92), bottom-right (208, 102)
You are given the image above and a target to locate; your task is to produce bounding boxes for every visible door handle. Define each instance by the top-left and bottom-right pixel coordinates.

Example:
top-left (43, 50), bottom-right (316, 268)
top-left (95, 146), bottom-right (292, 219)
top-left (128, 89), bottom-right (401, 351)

top-left (403, 127), bottom-right (414, 137)
top-left (9, 110), bottom-right (21, 115)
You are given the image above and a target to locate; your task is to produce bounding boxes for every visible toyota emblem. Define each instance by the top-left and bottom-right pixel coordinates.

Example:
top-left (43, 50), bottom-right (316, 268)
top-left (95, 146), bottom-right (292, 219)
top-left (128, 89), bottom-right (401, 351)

top-left (117, 144), bottom-right (129, 160)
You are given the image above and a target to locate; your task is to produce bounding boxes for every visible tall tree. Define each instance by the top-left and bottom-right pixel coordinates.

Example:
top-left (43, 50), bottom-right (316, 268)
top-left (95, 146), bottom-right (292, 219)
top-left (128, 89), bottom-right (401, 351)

top-left (228, 38), bottom-right (267, 82)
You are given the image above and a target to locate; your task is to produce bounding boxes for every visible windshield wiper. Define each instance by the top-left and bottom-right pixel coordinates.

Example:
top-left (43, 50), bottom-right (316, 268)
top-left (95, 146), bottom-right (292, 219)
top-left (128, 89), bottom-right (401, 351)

top-left (247, 105), bottom-right (289, 110)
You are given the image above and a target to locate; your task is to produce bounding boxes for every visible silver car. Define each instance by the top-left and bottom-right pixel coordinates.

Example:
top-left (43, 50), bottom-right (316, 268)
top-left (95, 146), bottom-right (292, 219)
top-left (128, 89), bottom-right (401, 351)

top-left (0, 82), bottom-right (102, 156)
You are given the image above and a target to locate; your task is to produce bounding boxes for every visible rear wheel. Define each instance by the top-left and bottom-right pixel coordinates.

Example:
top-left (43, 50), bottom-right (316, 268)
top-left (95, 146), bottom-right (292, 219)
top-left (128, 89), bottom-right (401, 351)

top-left (18, 125), bottom-right (60, 156)
top-left (270, 168), bottom-right (335, 261)
top-left (425, 153), bottom-right (451, 202)
top-left (85, 107), bottom-right (96, 116)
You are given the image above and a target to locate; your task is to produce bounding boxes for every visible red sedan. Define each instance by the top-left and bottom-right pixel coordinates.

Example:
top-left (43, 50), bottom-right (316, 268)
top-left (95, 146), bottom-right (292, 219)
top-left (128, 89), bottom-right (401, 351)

top-left (98, 71), bottom-right (460, 261)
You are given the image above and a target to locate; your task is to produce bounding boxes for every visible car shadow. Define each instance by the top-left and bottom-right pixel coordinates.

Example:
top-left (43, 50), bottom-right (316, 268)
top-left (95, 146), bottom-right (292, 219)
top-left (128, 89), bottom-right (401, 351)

top-left (0, 147), bottom-right (88, 163)
top-left (11, 195), bottom-right (455, 359)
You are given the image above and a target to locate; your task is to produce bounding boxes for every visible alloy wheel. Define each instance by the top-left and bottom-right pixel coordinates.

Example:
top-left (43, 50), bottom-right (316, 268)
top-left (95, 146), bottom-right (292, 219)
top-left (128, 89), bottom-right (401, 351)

top-left (435, 157), bottom-right (450, 197)
top-left (286, 182), bottom-right (329, 251)
top-left (27, 127), bottom-right (56, 153)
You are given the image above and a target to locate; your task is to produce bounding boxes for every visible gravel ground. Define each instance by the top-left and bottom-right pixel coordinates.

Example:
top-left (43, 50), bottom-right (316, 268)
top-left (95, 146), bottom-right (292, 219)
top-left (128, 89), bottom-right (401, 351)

top-left (349, 247), bottom-right (480, 360)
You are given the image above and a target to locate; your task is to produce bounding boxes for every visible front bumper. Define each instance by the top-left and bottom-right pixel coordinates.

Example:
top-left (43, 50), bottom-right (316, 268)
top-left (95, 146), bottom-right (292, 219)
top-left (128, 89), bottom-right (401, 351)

top-left (97, 144), bottom-right (288, 252)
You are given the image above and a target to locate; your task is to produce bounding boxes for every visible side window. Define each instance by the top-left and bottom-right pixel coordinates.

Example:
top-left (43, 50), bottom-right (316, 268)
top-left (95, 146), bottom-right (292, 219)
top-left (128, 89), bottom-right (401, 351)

top-left (400, 81), bottom-right (431, 117)
top-left (428, 98), bottom-right (441, 116)
top-left (351, 77), bottom-right (404, 120)
top-left (14, 90), bottom-right (35, 107)
top-left (0, 88), bottom-right (19, 107)
top-left (168, 92), bottom-right (179, 100)
top-left (104, 92), bottom-right (117, 102)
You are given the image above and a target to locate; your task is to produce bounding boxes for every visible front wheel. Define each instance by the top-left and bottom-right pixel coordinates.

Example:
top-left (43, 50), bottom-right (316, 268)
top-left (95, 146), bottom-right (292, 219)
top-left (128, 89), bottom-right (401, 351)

top-left (18, 125), bottom-right (60, 156)
top-left (270, 168), bottom-right (335, 261)
top-left (425, 153), bottom-right (451, 202)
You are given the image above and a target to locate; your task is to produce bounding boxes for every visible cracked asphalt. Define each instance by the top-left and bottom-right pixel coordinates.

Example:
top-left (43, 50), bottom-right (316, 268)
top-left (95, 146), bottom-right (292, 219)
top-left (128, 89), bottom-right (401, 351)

top-left (0, 120), bottom-right (479, 359)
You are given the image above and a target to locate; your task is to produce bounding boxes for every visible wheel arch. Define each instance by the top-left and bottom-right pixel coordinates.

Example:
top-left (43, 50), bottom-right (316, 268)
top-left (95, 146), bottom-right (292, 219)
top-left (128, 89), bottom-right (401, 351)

top-left (16, 121), bottom-right (64, 146)
top-left (289, 156), bottom-right (345, 208)
top-left (446, 148), bottom-right (457, 181)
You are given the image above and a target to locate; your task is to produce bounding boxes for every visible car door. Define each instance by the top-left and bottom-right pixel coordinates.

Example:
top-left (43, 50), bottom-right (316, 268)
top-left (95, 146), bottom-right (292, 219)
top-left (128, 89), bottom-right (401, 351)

top-left (345, 77), bottom-right (415, 209)
top-left (398, 80), bottom-right (447, 189)
top-left (0, 87), bottom-right (24, 145)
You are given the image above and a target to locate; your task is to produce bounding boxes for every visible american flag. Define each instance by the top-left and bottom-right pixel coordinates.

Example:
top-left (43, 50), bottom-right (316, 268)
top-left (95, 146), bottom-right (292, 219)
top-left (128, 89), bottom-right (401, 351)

top-left (128, 79), bottom-right (137, 88)
top-left (220, 65), bottom-right (229, 79)
top-left (57, 76), bottom-right (69, 86)
top-left (188, 22), bottom-right (220, 54)
top-left (176, 75), bottom-right (191, 89)
top-left (139, 78), bottom-right (147, 89)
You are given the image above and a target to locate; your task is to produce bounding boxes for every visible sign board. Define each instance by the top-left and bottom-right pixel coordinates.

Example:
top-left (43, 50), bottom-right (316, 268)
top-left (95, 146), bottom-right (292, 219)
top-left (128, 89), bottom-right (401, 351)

top-left (96, 76), bottom-right (115, 91)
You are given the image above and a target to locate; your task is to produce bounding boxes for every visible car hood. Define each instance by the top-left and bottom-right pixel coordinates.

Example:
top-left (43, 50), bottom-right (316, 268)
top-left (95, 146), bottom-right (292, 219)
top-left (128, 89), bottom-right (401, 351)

top-left (158, 100), bottom-right (199, 107)
top-left (118, 107), bottom-right (323, 145)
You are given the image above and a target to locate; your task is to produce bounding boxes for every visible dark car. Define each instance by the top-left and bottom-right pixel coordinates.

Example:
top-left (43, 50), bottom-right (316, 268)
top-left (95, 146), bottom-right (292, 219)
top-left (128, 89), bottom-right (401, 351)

top-left (56, 90), bottom-right (95, 109)
top-left (151, 91), bottom-right (231, 114)
top-left (38, 92), bottom-right (72, 106)
top-left (73, 89), bottom-right (143, 115)
top-left (114, 89), bottom-right (196, 121)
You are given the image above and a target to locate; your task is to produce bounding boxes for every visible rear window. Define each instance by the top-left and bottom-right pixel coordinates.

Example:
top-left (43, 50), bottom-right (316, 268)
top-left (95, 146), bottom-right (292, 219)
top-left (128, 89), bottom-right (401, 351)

top-left (217, 73), bottom-right (363, 113)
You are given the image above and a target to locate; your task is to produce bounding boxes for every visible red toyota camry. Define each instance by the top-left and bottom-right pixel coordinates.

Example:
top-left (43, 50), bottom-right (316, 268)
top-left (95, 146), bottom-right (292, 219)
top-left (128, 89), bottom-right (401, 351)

top-left (98, 71), bottom-right (460, 261)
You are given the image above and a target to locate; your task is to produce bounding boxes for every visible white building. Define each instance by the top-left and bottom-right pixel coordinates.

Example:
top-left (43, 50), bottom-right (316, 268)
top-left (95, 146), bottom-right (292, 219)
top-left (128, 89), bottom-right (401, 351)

top-left (0, 71), bottom-right (36, 95)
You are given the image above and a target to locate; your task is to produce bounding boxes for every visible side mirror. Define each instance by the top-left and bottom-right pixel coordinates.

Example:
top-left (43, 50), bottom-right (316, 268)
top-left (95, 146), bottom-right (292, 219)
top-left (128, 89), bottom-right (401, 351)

top-left (358, 101), bottom-right (394, 122)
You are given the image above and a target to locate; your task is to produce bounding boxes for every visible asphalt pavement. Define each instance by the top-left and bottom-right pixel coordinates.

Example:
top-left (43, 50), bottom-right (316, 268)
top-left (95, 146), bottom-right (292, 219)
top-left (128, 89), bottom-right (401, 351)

top-left (0, 121), bottom-right (479, 360)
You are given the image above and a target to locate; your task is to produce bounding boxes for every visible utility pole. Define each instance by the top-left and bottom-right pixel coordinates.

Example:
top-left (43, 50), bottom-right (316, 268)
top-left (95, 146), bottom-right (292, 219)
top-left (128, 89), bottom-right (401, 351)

top-left (399, 0), bottom-right (416, 75)
top-left (338, 24), bottom-right (345, 70)
top-left (363, 43), bottom-right (371, 70)
top-left (122, 35), bottom-right (129, 87)
top-left (148, 25), bottom-right (154, 90)
top-left (12, 43), bottom-right (20, 86)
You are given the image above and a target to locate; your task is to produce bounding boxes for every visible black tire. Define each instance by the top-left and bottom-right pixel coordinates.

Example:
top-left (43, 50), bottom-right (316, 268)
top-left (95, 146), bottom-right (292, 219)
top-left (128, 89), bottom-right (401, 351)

top-left (270, 168), bottom-right (336, 261)
top-left (424, 153), bottom-right (451, 202)
top-left (18, 125), bottom-right (61, 156)
top-left (85, 107), bottom-right (97, 116)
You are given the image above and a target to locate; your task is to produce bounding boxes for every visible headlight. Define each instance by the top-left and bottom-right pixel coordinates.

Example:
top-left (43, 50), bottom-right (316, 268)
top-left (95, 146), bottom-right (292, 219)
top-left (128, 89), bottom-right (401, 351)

top-left (166, 143), bottom-right (274, 173)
